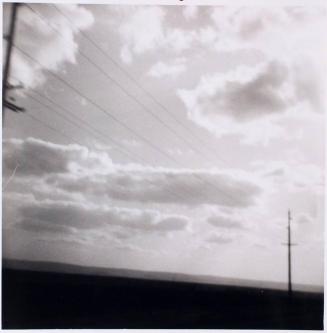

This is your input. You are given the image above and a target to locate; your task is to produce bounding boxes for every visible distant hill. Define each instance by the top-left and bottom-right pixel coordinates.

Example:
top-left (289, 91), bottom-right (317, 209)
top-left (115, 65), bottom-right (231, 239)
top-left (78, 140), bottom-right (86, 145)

top-left (3, 258), bottom-right (323, 293)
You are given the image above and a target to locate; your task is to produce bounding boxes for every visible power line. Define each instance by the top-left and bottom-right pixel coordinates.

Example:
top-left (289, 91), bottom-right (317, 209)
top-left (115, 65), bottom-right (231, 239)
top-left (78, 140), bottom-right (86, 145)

top-left (24, 90), bottom-right (145, 163)
top-left (14, 44), bottom-right (244, 207)
top-left (25, 112), bottom-right (81, 146)
top-left (14, 44), bottom-right (180, 166)
top-left (52, 3), bottom-right (235, 168)
top-left (22, 90), bottom-right (193, 204)
top-left (13, 9), bottom-right (247, 209)
top-left (49, 4), bottom-right (253, 204)
top-left (19, 6), bottom-right (249, 207)
top-left (27, 3), bottom-right (217, 165)
top-left (35, 3), bottom-right (255, 203)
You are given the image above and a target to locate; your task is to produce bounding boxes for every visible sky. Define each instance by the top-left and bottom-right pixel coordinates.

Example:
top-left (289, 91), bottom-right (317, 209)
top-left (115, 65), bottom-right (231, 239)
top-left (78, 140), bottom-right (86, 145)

top-left (2, 2), bottom-right (326, 288)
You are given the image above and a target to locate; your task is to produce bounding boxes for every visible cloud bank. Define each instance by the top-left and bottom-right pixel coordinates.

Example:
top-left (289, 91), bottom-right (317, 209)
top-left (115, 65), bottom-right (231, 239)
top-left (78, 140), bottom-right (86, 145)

top-left (3, 138), bottom-right (262, 208)
top-left (16, 199), bottom-right (189, 234)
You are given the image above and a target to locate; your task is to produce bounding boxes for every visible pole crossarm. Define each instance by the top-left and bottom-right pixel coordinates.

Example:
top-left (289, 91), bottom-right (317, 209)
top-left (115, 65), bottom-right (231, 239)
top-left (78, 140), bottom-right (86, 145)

top-left (3, 99), bottom-right (25, 113)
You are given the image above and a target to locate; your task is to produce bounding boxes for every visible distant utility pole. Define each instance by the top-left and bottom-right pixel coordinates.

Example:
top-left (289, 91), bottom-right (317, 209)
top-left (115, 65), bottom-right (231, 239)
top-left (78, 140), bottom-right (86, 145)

top-left (2, 3), bottom-right (24, 126)
top-left (287, 209), bottom-right (293, 296)
top-left (283, 209), bottom-right (297, 297)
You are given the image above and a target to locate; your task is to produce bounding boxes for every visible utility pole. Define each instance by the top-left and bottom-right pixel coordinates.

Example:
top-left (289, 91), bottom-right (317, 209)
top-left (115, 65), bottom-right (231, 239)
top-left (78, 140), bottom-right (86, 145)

top-left (282, 209), bottom-right (296, 297)
top-left (287, 209), bottom-right (292, 297)
top-left (2, 3), bottom-right (24, 126)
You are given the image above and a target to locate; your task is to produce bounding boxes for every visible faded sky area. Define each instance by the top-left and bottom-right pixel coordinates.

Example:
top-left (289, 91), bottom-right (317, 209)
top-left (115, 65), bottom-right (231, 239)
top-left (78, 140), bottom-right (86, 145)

top-left (2, 2), bottom-right (325, 288)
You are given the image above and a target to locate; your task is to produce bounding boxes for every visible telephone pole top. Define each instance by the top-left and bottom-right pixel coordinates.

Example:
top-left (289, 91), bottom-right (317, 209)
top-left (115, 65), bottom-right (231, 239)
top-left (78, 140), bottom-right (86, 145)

top-left (2, 3), bottom-right (25, 126)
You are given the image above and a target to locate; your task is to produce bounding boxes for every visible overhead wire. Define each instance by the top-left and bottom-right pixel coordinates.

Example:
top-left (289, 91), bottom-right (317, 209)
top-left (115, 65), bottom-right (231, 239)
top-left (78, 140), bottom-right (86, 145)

top-left (24, 90), bottom-right (145, 163)
top-left (25, 112), bottom-right (81, 146)
top-left (51, 4), bottom-right (254, 204)
top-left (13, 6), bottom-right (247, 207)
top-left (52, 3), bottom-right (236, 168)
top-left (14, 43), bottom-right (244, 208)
top-left (12, 81), bottom-right (194, 204)
top-left (28, 3), bottom-right (217, 165)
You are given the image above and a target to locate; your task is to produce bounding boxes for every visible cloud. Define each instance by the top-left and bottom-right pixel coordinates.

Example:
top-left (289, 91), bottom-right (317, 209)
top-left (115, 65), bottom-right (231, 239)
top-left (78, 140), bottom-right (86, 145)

top-left (108, 6), bottom-right (325, 144)
top-left (210, 7), bottom-right (326, 60)
top-left (115, 6), bottom-right (196, 64)
top-left (206, 234), bottom-right (233, 245)
top-left (196, 25), bottom-right (217, 45)
top-left (177, 59), bottom-right (324, 144)
top-left (180, 61), bottom-right (294, 121)
top-left (10, 4), bottom-right (94, 88)
top-left (38, 171), bottom-right (261, 207)
top-left (255, 160), bottom-right (324, 193)
top-left (183, 6), bottom-right (199, 21)
top-left (117, 6), bottom-right (166, 64)
top-left (113, 6), bottom-right (326, 65)
top-left (296, 213), bottom-right (313, 225)
top-left (3, 138), bottom-right (262, 208)
top-left (148, 58), bottom-right (186, 79)
top-left (3, 137), bottom-right (114, 177)
top-left (13, 199), bottom-right (190, 235)
top-left (207, 216), bottom-right (244, 229)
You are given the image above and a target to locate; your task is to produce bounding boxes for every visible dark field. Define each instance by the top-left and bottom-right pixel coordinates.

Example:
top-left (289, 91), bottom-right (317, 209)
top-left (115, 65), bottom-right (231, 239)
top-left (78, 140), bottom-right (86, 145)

top-left (2, 267), bottom-right (324, 329)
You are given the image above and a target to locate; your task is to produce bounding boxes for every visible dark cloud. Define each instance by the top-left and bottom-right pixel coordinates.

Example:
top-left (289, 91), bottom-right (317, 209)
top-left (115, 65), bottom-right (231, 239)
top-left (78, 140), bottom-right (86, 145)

top-left (199, 61), bottom-right (290, 121)
top-left (19, 218), bottom-right (76, 234)
top-left (3, 138), bottom-right (114, 177)
top-left (16, 200), bottom-right (189, 234)
top-left (3, 138), bottom-right (72, 176)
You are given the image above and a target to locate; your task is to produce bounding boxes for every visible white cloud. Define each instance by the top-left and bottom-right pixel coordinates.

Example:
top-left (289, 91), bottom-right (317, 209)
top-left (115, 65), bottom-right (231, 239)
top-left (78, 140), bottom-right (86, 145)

top-left (183, 6), bottom-right (199, 21)
top-left (148, 58), bottom-right (186, 79)
top-left (118, 6), bottom-right (166, 63)
top-left (10, 4), bottom-right (94, 88)
top-left (110, 5), bottom-right (326, 88)
top-left (180, 61), bottom-right (295, 121)
top-left (210, 7), bottom-right (326, 61)
top-left (165, 28), bottom-right (196, 53)
top-left (255, 160), bottom-right (324, 194)
top-left (109, 6), bottom-right (325, 144)
top-left (116, 6), bottom-right (196, 64)
top-left (196, 25), bottom-right (217, 45)
top-left (177, 59), bottom-right (324, 144)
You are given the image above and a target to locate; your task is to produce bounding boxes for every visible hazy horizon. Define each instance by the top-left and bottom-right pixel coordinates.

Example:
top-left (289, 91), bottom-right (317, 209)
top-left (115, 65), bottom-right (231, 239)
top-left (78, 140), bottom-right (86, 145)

top-left (3, 257), bottom-right (323, 293)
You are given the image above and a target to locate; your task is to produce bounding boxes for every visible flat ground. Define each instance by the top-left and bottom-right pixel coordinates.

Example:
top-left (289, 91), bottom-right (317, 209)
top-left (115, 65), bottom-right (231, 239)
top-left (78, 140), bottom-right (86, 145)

top-left (2, 268), bottom-right (324, 329)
